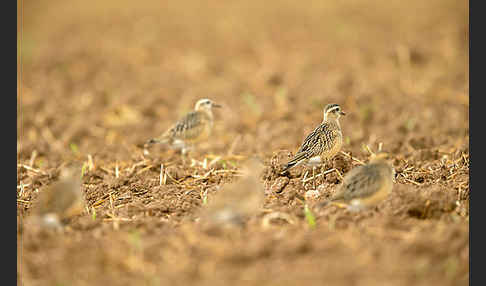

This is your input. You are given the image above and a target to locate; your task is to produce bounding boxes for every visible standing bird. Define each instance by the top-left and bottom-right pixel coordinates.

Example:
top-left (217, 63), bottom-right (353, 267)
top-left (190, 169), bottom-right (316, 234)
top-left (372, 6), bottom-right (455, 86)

top-left (145, 98), bottom-right (221, 155)
top-left (324, 152), bottom-right (395, 211)
top-left (280, 103), bottom-right (346, 187)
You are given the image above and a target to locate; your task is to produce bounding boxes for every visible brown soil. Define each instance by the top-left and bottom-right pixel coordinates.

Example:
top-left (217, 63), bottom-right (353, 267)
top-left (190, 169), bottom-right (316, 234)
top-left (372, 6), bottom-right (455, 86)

top-left (18, 0), bottom-right (469, 285)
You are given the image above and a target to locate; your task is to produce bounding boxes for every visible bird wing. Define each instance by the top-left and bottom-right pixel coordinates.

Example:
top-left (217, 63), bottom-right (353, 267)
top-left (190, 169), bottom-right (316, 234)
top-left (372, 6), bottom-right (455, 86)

top-left (281, 121), bottom-right (340, 172)
top-left (332, 165), bottom-right (382, 201)
top-left (282, 125), bottom-right (323, 170)
top-left (167, 111), bottom-right (206, 140)
top-left (297, 121), bottom-right (340, 157)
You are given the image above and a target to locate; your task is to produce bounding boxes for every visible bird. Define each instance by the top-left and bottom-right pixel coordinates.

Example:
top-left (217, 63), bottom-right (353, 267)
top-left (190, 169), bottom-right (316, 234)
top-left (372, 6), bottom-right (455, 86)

top-left (199, 158), bottom-right (265, 229)
top-left (28, 164), bottom-right (85, 231)
top-left (323, 152), bottom-right (395, 211)
top-left (280, 103), bottom-right (346, 187)
top-left (144, 98), bottom-right (221, 155)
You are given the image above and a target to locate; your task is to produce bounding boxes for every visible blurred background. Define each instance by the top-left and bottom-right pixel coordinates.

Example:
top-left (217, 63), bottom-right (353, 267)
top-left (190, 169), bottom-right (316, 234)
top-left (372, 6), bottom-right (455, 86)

top-left (19, 0), bottom-right (468, 164)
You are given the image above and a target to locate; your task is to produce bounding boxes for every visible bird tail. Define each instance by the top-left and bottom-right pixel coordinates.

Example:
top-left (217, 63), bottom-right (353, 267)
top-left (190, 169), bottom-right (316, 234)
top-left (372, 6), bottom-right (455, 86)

top-left (280, 152), bottom-right (307, 174)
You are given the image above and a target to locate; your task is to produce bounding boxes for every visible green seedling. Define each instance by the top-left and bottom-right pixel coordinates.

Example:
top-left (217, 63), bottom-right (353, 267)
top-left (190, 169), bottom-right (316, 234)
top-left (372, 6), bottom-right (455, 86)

top-left (91, 207), bottom-right (97, 221)
top-left (345, 136), bottom-right (351, 145)
top-left (405, 118), bottom-right (417, 131)
top-left (128, 230), bottom-right (143, 252)
top-left (275, 87), bottom-right (288, 100)
top-left (220, 159), bottom-right (237, 169)
top-left (328, 215), bottom-right (336, 231)
top-left (443, 257), bottom-right (459, 280)
top-left (311, 98), bottom-right (323, 109)
top-left (36, 158), bottom-right (46, 168)
top-left (304, 204), bottom-right (316, 229)
top-left (227, 160), bottom-right (237, 168)
top-left (69, 143), bottom-right (79, 155)
top-left (81, 162), bottom-right (88, 178)
top-left (242, 92), bottom-right (262, 115)
top-left (201, 189), bottom-right (208, 205)
top-left (360, 105), bottom-right (374, 122)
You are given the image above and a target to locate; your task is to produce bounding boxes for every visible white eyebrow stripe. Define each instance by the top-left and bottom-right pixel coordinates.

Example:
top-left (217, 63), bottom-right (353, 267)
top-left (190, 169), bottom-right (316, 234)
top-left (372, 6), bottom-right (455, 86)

top-left (326, 106), bottom-right (340, 113)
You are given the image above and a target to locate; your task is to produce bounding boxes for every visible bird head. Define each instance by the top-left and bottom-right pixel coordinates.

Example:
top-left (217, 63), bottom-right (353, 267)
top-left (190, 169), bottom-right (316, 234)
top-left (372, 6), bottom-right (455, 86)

top-left (323, 103), bottom-right (346, 120)
top-left (195, 98), bottom-right (222, 111)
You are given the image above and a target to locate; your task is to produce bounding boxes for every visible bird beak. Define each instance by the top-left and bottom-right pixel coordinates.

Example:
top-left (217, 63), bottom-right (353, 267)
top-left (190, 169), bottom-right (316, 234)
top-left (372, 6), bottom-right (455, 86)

top-left (339, 111), bottom-right (346, 116)
top-left (212, 103), bottom-right (222, 108)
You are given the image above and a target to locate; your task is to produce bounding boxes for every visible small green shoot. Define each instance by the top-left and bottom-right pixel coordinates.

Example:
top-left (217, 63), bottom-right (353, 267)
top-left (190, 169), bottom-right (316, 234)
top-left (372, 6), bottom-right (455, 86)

top-left (220, 159), bottom-right (237, 169)
top-left (69, 143), bottom-right (79, 155)
top-left (360, 105), bottom-right (374, 122)
top-left (128, 230), bottom-right (142, 252)
top-left (201, 189), bottom-right (208, 205)
top-left (345, 136), bottom-right (351, 145)
top-left (81, 162), bottom-right (88, 178)
top-left (36, 158), bottom-right (46, 168)
top-left (304, 204), bottom-right (316, 229)
top-left (242, 92), bottom-right (262, 115)
top-left (443, 257), bottom-right (459, 280)
top-left (227, 160), bottom-right (237, 168)
top-left (328, 215), bottom-right (336, 231)
top-left (91, 207), bottom-right (97, 221)
top-left (275, 87), bottom-right (288, 101)
top-left (311, 98), bottom-right (323, 109)
top-left (405, 118), bottom-right (417, 131)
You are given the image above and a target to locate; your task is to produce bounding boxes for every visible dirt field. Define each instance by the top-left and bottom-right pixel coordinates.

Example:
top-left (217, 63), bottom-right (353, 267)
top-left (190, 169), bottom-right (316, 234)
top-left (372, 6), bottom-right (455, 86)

top-left (18, 0), bottom-right (469, 285)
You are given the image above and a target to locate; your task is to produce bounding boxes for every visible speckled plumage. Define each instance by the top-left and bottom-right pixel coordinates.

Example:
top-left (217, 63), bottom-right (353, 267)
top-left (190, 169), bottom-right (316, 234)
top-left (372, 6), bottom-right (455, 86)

top-left (145, 98), bottom-right (221, 154)
top-left (281, 103), bottom-right (345, 173)
top-left (163, 110), bottom-right (213, 143)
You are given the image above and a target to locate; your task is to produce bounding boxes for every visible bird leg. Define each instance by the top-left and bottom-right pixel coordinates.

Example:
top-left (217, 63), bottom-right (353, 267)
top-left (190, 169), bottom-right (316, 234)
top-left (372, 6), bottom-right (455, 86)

top-left (301, 170), bottom-right (309, 187)
top-left (301, 166), bottom-right (318, 190)
top-left (320, 164), bottom-right (325, 182)
top-left (312, 166), bottom-right (317, 190)
top-left (320, 168), bottom-right (344, 182)
top-left (318, 160), bottom-right (331, 182)
top-left (302, 167), bottom-right (337, 183)
top-left (181, 146), bottom-right (190, 165)
top-left (321, 159), bottom-right (344, 182)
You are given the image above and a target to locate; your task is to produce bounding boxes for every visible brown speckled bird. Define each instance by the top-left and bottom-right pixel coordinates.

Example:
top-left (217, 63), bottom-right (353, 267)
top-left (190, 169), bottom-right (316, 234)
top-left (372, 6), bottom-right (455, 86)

top-left (145, 98), bottom-right (221, 155)
top-left (326, 152), bottom-right (395, 211)
top-left (280, 103), bottom-right (346, 183)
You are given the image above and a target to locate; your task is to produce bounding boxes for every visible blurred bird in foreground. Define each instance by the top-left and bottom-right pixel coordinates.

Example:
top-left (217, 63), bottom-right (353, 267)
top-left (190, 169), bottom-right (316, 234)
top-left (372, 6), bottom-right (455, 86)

top-left (27, 164), bottom-right (85, 231)
top-left (144, 98), bottom-right (221, 156)
top-left (199, 158), bottom-right (265, 228)
top-left (320, 152), bottom-right (395, 211)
